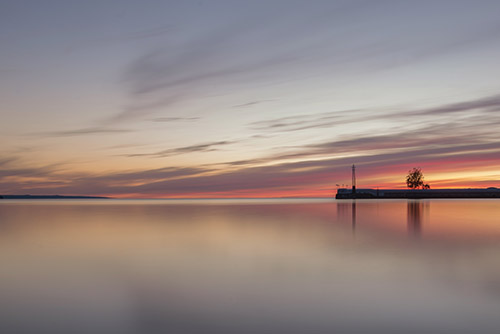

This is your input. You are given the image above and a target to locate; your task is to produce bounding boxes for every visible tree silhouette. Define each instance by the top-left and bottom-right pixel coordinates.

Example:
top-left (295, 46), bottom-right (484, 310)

top-left (406, 167), bottom-right (430, 189)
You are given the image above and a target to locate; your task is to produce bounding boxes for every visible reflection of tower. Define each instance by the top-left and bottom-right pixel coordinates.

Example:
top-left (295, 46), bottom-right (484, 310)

top-left (407, 201), bottom-right (423, 238)
top-left (337, 201), bottom-right (357, 234)
top-left (351, 201), bottom-right (356, 234)
top-left (352, 164), bottom-right (356, 194)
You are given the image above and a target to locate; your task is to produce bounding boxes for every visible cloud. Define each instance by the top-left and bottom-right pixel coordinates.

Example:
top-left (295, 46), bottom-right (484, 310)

top-left (0, 165), bottom-right (59, 179)
top-left (8, 89), bottom-right (500, 197)
top-left (0, 164), bottom-right (211, 196)
top-left (113, 48), bottom-right (299, 122)
top-left (108, 2), bottom-right (367, 123)
top-left (74, 166), bottom-right (210, 184)
top-left (0, 157), bottom-right (17, 167)
top-left (6, 122), bottom-right (500, 197)
top-left (232, 100), bottom-right (275, 108)
top-left (150, 117), bottom-right (200, 122)
top-left (104, 94), bottom-right (185, 124)
top-left (125, 141), bottom-right (236, 158)
top-left (232, 106), bottom-right (500, 175)
top-left (98, 1), bottom-right (500, 126)
top-left (11, 141), bottom-right (500, 197)
top-left (249, 109), bottom-right (363, 132)
top-left (6, 0), bottom-right (500, 196)
top-left (250, 93), bottom-right (500, 133)
top-left (41, 127), bottom-right (134, 137)
top-left (415, 93), bottom-right (500, 116)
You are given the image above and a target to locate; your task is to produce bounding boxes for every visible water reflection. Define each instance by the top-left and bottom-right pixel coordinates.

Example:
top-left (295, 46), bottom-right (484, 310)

top-left (336, 201), bottom-right (356, 234)
top-left (351, 201), bottom-right (356, 234)
top-left (0, 199), bottom-right (499, 334)
top-left (407, 200), bottom-right (423, 238)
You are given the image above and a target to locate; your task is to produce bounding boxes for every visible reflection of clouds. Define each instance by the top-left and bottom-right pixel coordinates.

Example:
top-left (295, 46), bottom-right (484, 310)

top-left (1, 200), bottom-right (500, 333)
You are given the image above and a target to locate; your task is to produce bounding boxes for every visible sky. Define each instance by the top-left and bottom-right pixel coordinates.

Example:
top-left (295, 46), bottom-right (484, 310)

top-left (1, 0), bottom-right (500, 198)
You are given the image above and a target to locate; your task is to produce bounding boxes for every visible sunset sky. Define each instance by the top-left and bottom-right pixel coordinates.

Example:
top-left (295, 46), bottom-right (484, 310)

top-left (1, 0), bottom-right (500, 197)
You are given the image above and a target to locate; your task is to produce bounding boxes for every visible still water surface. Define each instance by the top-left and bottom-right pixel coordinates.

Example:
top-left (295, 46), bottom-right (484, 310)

top-left (0, 199), bottom-right (499, 333)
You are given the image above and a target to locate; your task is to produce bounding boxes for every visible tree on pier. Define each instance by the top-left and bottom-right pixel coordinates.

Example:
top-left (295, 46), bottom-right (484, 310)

top-left (406, 168), bottom-right (430, 189)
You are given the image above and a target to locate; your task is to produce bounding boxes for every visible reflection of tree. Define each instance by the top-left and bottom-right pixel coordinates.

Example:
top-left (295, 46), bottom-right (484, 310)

top-left (407, 201), bottom-right (423, 238)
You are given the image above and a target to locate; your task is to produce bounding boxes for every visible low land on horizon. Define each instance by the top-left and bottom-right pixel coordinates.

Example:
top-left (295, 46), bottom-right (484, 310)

top-left (0, 195), bottom-right (110, 199)
top-left (2, 188), bottom-right (500, 200)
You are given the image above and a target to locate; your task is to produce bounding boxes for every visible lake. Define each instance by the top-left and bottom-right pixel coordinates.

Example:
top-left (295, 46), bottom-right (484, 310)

top-left (0, 199), bottom-right (499, 333)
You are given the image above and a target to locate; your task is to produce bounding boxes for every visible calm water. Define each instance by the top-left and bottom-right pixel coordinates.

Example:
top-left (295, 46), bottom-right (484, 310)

top-left (1, 199), bottom-right (499, 334)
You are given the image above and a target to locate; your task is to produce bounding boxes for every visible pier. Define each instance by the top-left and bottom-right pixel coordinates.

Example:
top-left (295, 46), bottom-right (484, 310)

top-left (336, 188), bottom-right (500, 199)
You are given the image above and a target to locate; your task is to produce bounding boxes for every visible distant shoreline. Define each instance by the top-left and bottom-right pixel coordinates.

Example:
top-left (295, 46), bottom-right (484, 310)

top-left (0, 195), bottom-right (110, 199)
top-left (2, 191), bottom-right (499, 200)
top-left (336, 188), bottom-right (500, 199)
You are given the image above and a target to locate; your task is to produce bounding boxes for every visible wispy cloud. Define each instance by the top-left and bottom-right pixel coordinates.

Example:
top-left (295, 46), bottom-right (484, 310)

top-left (4, 118), bottom-right (500, 196)
top-left (0, 164), bottom-right (211, 196)
top-left (104, 94), bottom-right (185, 124)
top-left (8, 91), bottom-right (500, 197)
top-left (0, 157), bottom-right (17, 167)
top-left (232, 100), bottom-right (275, 109)
top-left (40, 127), bottom-right (134, 137)
top-left (415, 93), bottom-right (500, 116)
top-left (249, 109), bottom-right (363, 132)
top-left (7, 142), bottom-right (499, 197)
top-left (251, 93), bottom-right (500, 133)
top-left (100, 1), bottom-right (500, 126)
top-left (0, 165), bottom-right (60, 179)
top-left (74, 166), bottom-right (210, 184)
top-left (4, 2), bottom-right (500, 197)
top-left (125, 140), bottom-right (236, 158)
top-left (150, 117), bottom-right (200, 122)
top-left (107, 3), bottom-right (366, 124)
top-left (248, 118), bottom-right (500, 166)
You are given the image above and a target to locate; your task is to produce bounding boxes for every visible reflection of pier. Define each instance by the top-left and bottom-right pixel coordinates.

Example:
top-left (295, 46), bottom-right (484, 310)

top-left (407, 201), bottom-right (423, 238)
top-left (351, 201), bottom-right (356, 233)
top-left (338, 200), bottom-right (427, 238)
top-left (337, 201), bottom-right (356, 234)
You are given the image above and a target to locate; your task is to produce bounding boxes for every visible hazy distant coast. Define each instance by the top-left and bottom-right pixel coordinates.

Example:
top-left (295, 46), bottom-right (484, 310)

top-left (336, 188), bottom-right (500, 199)
top-left (0, 195), bottom-right (109, 199)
